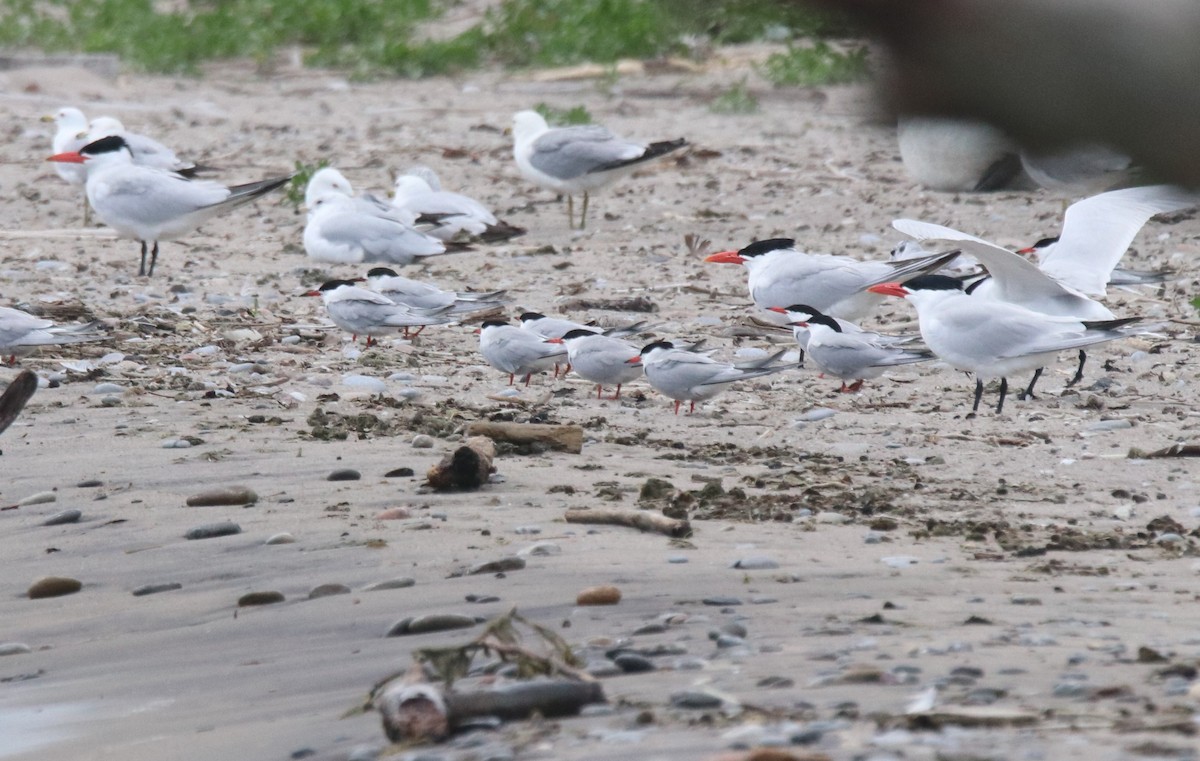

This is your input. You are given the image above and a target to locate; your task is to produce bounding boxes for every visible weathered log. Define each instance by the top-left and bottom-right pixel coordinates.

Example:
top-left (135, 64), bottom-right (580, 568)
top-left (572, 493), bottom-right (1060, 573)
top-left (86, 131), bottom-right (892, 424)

top-left (425, 436), bottom-right (495, 490)
top-left (377, 675), bottom-right (605, 743)
top-left (0, 370), bottom-right (38, 437)
top-left (464, 421), bottom-right (583, 454)
top-left (564, 507), bottom-right (692, 538)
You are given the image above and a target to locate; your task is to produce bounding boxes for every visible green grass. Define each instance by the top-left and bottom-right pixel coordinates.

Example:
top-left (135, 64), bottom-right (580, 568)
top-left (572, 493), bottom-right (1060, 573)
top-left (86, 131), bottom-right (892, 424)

top-left (709, 78), bottom-right (759, 115)
top-left (760, 41), bottom-right (869, 87)
top-left (0, 0), bottom-right (860, 79)
top-left (534, 103), bottom-right (593, 126)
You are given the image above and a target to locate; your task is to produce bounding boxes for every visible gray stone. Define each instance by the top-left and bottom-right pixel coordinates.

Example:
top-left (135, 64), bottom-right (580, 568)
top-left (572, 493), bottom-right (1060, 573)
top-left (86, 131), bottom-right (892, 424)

top-left (613, 652), bottom-right (655, 673)
top-left (132, 582), bottom-right (182, 597)
top-left (42, 509), bottom-right (81, 526)
top-left (702, 596), bottom-right (742, 606)
top-left (264, 532), bottom-right (295, 545)
top-left (362, 578), bottom-right (416, 592)
top-left (0, 642), bottom-right (32, 656)
top-left (411, 434), bottom-right (435, 448)
top-left (731, 556), bottom-right (778, 570)
top-left (327, 468), bottom-right (361, 481)
top-left (308, 583), bottom-right (351, 599)
top-left (468, 557), bottom-right (525, 575)
top-left (185, 522), bottom-right (241, 540)
top-left (186, 486), bottom-right (258, 506)
top-left (670, 690), bottom-right (723, 709)
top-left (238, 591), bottom-right (285, 606)
top-left (386, 613), bottom-right (478, 637)
top-left (28, 576), bottom-right (82, 599)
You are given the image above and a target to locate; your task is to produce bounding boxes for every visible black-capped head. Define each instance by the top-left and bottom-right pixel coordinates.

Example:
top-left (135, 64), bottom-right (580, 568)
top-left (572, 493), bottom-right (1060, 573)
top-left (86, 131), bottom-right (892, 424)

top-left (366, 267), bottom-right (398, 279)
top-left (639, 339), bottom-right (675, 355)
top-left (806, 313), bottom-right (841, 332)
top-left (81, 135), bottom-right (130, 156)
top-left (318, 279), bottom-right (359, 291)
top-left (739, 238), bottom-right (796, 258)
top-left (1030, 236), bottom-right (1059, 249)
top-left (900, 274), bottom-right (964, 292)
top-left (480, 319), bottom-right (509, 329)
top-left (519, 311), bottom-right (546, 322)
top-left (782, 303), bottom-right (822, 317)
top-left (561, 328), bottom-right (599, 340)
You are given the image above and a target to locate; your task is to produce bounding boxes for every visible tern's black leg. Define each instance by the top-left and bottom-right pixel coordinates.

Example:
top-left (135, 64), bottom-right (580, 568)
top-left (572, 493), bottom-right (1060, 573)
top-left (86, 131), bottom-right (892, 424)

top-left (1019, 367), bottom-right (1043, 400)
top-left (972, 378), bottom-right (984, 412)
top-left (566, 195), bottom-right (575, 228)
top-left (580, 191), bottom-right (590, 229)
top-left (995, 377), bottom-right (1009, 414)
top-left (1066, 349), bottom-right (1086, 387)
top-left (138, 241), bottom-right (148, 276)
top-left (147, 242), bottom-right (160, 277)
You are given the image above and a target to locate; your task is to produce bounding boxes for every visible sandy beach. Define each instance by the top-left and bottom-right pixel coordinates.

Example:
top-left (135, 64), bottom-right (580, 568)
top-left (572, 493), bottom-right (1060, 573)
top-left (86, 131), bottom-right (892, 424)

top-left (2, 49), bottom-right (1200, 761)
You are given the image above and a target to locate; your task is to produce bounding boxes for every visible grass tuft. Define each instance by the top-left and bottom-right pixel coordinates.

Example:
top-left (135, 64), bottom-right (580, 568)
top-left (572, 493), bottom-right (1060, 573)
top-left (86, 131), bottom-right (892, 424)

top-left (709, 78), bottom-right (759, 115)
top-left (534, 103), bottom-right (593, 126)
top-left (759, 41), bottom-right (869, 87)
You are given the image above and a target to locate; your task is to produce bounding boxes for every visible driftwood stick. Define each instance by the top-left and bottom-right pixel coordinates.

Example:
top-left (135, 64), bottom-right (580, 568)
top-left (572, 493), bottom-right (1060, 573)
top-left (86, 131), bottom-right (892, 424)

top-left (426, 436), bottom-right (495, 490)
top-left (1129, 443), bottom-right (1200, 459)
top-left (465, 421), bottom-right (583, 454)
top-left (564, 507), bottom-right (692, 538)
top-left (0, 370), bottom-right (38, 437)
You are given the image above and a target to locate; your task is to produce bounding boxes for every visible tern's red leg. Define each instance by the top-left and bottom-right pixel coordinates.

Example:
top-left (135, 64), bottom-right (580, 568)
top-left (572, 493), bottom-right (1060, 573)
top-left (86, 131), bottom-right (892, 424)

top-left (688, 401), bottom-right (696, 414)
top-left (611, 384), bottom-right (622, 400)
top-left (508, 374), bottom-right (515, 386)
top-left (596, 384), bottom-right (603, 399)
top-left (524, 373), bottom-right (532, 387)
top-left (847, 379), bottom-right (864, 392)
top-left (673, 400), bottom-right (681, 415)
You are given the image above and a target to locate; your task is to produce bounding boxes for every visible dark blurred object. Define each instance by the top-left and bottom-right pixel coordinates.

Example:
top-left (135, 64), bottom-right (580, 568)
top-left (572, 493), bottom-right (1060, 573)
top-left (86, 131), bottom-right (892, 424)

top-left (897, 116), bottom-right (1031, 192)
top-left (807, 0), bottom-right (1200, 186)
top-left (0, 370), bottom-right (37, 436)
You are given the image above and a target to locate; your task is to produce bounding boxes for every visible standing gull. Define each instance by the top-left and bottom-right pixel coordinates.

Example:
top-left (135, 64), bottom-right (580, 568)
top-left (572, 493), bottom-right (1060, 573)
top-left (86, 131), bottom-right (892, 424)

top-left (511, 110), bottom-right (686, 229)
top-left (43, 107), bottom-right (91, 223)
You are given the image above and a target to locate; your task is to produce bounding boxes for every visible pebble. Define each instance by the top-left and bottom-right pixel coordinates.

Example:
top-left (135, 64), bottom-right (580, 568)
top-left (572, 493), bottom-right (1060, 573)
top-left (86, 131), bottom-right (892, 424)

top-left (327, 468), bottom-right (361, 481)
top-left (185, 486), bottom-right (258, 506)
top-left (160, 438), bottom-right (192, 449)
top-left (132, 582), bottom-right (182, 597)
top-left (517, 542), bottom-right (560, 557)
top-left (715, 634), bottom-right (747, 649)
top-left (18, 491), bottom-right (56, 506)
top-left (341, 374), bottom-right (386, 393)
top-left (577, 585), bottom-right (622, 606)
top-left (308, 583), bottom-right (351, 599)
top-left (881, 556), bottom-right (919, 568)
top-left (703, 596), bottom-right (742, 606)
top-left (238, 591), bottom-right (285, 606)
top-left (1084, 419), bottom-right (1133, 432)
top-left (670, 690), bottom-right (723, 709)
top-left (91, 382), bottom-right (124, 395)
top-left (513, 525), bottom-right (541, 535)
top-left (612, 652), bottom-right (655, 673)
top-left (667, 555), bottom-right (689, 564)
top-left (586, 660), bottom-right (624, 678)
top-left (465, 594), bottom-right (500, 603)
top-left (411, 435), bottom-right (435, 448)
top-left (633, 623), bottom-right (668, 635)
top-left (798, 407), bottom-right (837, 422)
top-left (731, 556), bottom-right (778, 570)
top-left (384, 467), bottom-right (415, 478)
top-left (375, 508), bottom-right (411, 520)
top-left (264, 532), bottom-right (295, 545)
top-left (28, 576), bottom-right (82, 599)
top-left (387, 613), bottom-right (478, 636)
top-left (42, 509), bottom-right (81, 526)
top-left (361, 578), bottom-right (416, 592)
top-left (468, 557), bottom-right (525, 575)
top-left (0, 643), bottom-right (32, 656)
top-left (76, 479), bottom-right (103, 488)
top-left (1011, 596), bottom-right (1043, 606)
top-left (816, 511), bottom-right (850, 524)
top-left (185, 522), bottom-right (241, 540)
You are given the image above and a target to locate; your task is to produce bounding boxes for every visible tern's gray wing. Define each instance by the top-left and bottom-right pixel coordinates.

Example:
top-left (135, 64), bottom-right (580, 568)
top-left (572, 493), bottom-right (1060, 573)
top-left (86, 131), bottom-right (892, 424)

top-left (91, 168), bottom-right (229, 228)
top-left (125, 131), bottom-right (191, 171)
top-left (484, 331), bottom-right (565, 373)
top-left (529, 125), bottom-right (643, 180)
top-left (320, 210), bottom-right (445, 261)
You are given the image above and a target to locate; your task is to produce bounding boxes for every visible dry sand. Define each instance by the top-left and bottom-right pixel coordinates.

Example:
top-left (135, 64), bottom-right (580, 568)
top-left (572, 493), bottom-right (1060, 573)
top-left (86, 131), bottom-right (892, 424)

top-left (1, 50), bottom-right (1199, 761)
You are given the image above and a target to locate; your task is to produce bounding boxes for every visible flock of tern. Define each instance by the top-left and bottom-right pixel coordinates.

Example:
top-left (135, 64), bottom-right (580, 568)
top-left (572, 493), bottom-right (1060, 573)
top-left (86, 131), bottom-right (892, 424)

top-left (20, 103), bottom-right (1196, 416)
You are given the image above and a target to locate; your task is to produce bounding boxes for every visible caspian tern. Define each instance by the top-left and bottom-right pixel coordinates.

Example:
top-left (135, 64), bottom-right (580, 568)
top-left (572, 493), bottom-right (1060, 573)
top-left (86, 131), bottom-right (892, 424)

top-left (303, 279), bottom-right (452, 346)
top-left (704, 238), bottom-right (960, 322)
top-left (868, 275), bottom-right (1142, 414)
top-left (47, 136), bottom-right (291, 276)
top-left (552, 328), bottom-right (643, 399)
top-left (892, 184), bottom-right (1194, 391)
top-left (0, 307), bottom-right (105, 364)
top-left (365, 267), bottom-right (507, 315)
top-left (392, 167), bottom-right (525, 242)
top-left (511, 110), bottom-right (686, 229)
top-left (86, 116), bottom-right (201, 175)
top-left (478, 319), bottom-right (568, 386)
top-left (634, 339), bottom-right (790, 414)
top-left (768, 305), bottom-right (930, 392)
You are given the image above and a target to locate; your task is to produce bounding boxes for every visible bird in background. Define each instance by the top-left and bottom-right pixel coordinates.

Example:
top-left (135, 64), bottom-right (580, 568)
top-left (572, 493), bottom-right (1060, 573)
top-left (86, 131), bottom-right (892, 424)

top-left (364, 267), bottom-right (507, 316)
top-left (43, 106), bottom-right (91, 224)
top-left (868, 275), bottom-right (1144, 414)
top-left (0, 307), bottom-right (106, 365)
top-left (303, 279), bottom-right (453, 346)
top-left (391, 166), bottom-right (525, 242)
top-left (86, 115), bottom-right (205, 175)
top-left (47, 135), bottom-right (292, 277)
top-left (511, 109), bottom-right (686, 229)
top-left (634, 339), bottom-right (791, 415)
top-left (478, 319), bottom-right (568, 386)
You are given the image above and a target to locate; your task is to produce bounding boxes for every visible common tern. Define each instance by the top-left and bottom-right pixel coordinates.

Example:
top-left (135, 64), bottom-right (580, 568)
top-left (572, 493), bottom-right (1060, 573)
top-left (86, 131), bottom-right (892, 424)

top-left (705, 238), bottom-right (960, 322)
top-left (365, 267), bottom-right (507, 315)
top-left (47, 135), bottom-right (291, 276)
top-left (552, 328), bottom-right (643, 399)
top-left (0, 307), bottom-right (105, 364)
top-left (478, 319), bottom-right (568, 386)
top-left (769, 305), bottom-right (930, 392)
top-left (868, 275), bottom-right (1142, 414)
top-left (392, 167), bottom-right (524, 242)
top-left (86, 116), bottom-right (201, 175)
top-left (634, 340), bottom-right (790, 415)
top-left (511, 110), bottom-right (686, 229)
top-left (303, 279), bottom-right (452, 346)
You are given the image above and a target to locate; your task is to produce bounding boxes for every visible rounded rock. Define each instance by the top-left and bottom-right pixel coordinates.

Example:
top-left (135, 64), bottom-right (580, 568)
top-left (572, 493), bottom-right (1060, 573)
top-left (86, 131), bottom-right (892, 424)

top-left (411, 435), bottom-right (435, 449)
top-left (308, 583), bottom-right (351, 599)
top-left (132, 582), bottom-right (182, 597)
top-left (613, 652), bottom-right (655, 673)
top-left (186, 486), bottom-right (258, 507)
top-left (28, 576), bottom-right (82, 599)
top-left (264, 532), bottom-right (296, 545)
top-left (361, 577), bottom-right (416, 592)
top-left (185, 522), bottom-right (241, 540)
top-left (0, 642), bottom-right (32, 656)
top-left (327, 468), bottom-right (361, 482)
top-left (42, 509), bottom-right (82, 526)
top-left (386, 613), bottom-right (477, 637)
top-left (375, 508), bottom-right (411, 520)
top-left (576, 585), bottom-right (622, 606)
top-left (238, 591), bottom-right (285, 607)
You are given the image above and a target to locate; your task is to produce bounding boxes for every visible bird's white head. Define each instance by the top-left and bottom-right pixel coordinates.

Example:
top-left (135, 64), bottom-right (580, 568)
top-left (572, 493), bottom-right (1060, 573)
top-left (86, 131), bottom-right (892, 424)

top-left (305, 167), bottom-right (354, 209)
top-left (392, 173), bottom-right (434, 203)
top-left (46, 107), bottom-right (87, 131)
top-left (511, 110), bottom-right (549, 146)
top-left (87, 116), bottom-right (126, 140)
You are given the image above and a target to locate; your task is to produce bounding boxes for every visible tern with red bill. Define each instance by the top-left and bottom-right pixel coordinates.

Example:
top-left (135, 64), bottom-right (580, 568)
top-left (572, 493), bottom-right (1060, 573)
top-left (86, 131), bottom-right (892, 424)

top-left (303, 279), bottom-right (453, 347)
top-left (553, 328), bottom-right (643, 399)
top-left (634, 340), bottom-right (790, 415)
top-left (512, 110), bottom-right (686, 229)
top-left (768, 305), bottom-right (931, 393)
top-left (47, 135), bottom-right (291, 276)
top-left (478, 319), bottom-right (568, 386)
top-left (704, 238), bottom-right (959, 322)
top-left (867, 275), bottom-right (1143, 414)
